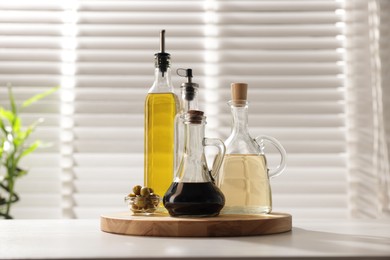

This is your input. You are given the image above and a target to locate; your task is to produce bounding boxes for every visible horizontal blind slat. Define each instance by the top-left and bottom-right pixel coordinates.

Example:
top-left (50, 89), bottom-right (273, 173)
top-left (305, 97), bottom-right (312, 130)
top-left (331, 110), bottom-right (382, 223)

top-left (0, 50), bottom-right (343, 63)
top-left (71, 75), bottom-right (343, 88)
top-left (75, 1), bottom-right (342, 12)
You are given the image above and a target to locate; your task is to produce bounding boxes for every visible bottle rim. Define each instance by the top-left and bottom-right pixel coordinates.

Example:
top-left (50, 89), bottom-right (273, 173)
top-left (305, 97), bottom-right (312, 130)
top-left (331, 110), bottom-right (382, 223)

top-left (228, 100), bottom-right (248, 107)
top-left (182, 110), bottom-right (206, 124)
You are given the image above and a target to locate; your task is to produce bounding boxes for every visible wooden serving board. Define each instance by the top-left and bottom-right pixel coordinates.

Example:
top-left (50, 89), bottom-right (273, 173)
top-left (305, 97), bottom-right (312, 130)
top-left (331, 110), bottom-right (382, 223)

top-left (100, 212), bottom-right (292, 237)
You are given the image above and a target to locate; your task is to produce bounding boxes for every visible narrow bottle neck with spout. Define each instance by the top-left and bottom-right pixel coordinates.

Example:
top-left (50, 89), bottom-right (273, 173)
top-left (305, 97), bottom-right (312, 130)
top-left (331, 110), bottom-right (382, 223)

top-left (150, 67), bottom-right (174, 93)
top-left (150, 51), bottom-right (174, 93)
top-left (181, 88), bottom-right (199, 112)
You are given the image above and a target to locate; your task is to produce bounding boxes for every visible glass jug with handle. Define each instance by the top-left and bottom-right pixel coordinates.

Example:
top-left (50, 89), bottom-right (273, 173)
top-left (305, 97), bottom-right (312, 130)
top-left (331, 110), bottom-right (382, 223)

top-left (217, 83), bottom-right (287, 215)
top-left (164, 110), bottom-right (226, 217)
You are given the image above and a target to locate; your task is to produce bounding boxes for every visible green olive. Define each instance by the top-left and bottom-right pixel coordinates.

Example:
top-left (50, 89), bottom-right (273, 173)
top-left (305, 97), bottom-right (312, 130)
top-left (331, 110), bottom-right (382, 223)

top-left (128, 185), bottom-right (160, 213)
top-left (140, 187), bottom-right (150, 197)
top-left (138, 197), bottom-right (148, 208)
top-left (152, 199), bottom-right (160, 207)
top-left (132, 185), bottom-right (142, 195)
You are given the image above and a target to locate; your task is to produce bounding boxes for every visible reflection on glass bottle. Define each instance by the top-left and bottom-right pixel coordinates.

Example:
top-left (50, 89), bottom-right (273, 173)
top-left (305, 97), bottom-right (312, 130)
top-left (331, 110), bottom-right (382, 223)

top-left (164, 110), bottom-right (226, 217)
top-left (217, 83), bottom-right (287, 214)
top-left (144, 30), bottom-right (179, 201)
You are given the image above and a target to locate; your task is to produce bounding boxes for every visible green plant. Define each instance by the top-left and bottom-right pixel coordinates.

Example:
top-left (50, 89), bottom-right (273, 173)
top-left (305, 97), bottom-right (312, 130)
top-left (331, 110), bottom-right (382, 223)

top-left (0, 86), bottom-right (59, 219)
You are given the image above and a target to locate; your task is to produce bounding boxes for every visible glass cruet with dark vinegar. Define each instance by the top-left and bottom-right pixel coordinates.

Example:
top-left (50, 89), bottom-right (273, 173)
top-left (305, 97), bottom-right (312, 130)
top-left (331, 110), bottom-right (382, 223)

top-left (217, 83), bottom-right (287, 215)
top-left (164, 110), bottom-right (226, 217)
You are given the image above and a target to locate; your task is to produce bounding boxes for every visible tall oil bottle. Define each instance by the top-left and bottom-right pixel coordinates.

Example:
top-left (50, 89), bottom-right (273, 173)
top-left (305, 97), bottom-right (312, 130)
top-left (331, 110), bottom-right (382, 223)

top-left (144, 30), bottom-right (179, 200)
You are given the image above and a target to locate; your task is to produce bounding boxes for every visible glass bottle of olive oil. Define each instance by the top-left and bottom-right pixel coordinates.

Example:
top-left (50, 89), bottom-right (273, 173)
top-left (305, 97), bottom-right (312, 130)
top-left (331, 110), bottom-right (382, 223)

top-left (144, 30), bottom-right (179, 200)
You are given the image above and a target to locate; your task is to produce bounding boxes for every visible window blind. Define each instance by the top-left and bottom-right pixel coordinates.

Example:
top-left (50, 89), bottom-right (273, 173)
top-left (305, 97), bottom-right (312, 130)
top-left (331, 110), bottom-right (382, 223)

top-left (0, 0), bottom-right (347, 219)
top-left (0, 1), bottom-right (62, 218)
top-left (345, 0), bottom-right (390, 218)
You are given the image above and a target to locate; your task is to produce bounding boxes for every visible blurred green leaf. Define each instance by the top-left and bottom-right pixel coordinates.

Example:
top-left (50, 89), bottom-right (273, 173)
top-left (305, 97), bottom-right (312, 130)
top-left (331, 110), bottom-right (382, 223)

top-left (13, 120), bottom-right (40, 151)
top-left (15, 167), bottom-right (28, 178)
top-left (22, 86), bottom-right (60, 108)
top-left (20, 140), bottom-right (41, 158)
top-left (24, 120), bottom-right (40, 140)
top-left (0, 118), bottom-right (4, 135)
top-left (7, 85), bottom-right (17, 117)
top-left (0, 123), bottom-right (6, 135)
top-left (0, 108), bottom-right (14, 124)
top-left (13, 117), bottom-right (21, 134)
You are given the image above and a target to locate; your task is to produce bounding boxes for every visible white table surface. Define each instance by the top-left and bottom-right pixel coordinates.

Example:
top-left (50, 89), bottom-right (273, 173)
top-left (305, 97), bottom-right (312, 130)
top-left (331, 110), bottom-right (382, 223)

top-left (1, 218), bottom-right (390, 260)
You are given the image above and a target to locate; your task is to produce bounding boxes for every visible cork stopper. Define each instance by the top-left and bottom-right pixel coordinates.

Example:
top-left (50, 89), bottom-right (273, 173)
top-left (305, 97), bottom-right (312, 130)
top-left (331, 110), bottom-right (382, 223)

top-left (231, 83), bottom-right (248, 106)
top-left (185, 110), bottom-right (205, 124)
top-left (231, 83), bottom-right (248, 101)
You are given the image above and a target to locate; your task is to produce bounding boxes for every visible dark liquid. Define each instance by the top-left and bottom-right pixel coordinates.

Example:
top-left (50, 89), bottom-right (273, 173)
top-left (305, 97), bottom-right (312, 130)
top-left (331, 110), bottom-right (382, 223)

top-left (163, 182), bottom-right (225, 217)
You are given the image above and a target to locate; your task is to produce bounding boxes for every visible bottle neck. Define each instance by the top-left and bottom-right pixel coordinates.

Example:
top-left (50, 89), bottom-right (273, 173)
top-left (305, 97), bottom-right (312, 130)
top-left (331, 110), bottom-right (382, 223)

top-left (230, 101), bottom-right (250, 136)
top-left (183, 121), bottom-right (205, 157)
top-left (150, 67), bottom-right (174, 93)
top-left (181, 110), bottom-right (206, 156)
top-left (175, 118), bottom-right (206, 183)
top-left (181, 88), bottom-right (199, 112)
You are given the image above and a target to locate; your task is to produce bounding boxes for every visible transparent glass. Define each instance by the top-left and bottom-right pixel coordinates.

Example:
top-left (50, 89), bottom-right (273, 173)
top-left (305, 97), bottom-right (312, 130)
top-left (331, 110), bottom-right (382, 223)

top-left (144, 67), bottom-right (179, 206)
top-left (217, 100), bottom-right (286, 214)
top-left (174, 84), bottom-right (199, 172)
top-left (164, 111), bottom-right (226, 217)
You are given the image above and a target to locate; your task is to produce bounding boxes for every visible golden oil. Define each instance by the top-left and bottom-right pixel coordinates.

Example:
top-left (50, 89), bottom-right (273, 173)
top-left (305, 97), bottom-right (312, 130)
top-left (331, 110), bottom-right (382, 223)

top-left (218, 154), bottom-right (272, 214)
top-left (144, 92), bottom-right (178, 198)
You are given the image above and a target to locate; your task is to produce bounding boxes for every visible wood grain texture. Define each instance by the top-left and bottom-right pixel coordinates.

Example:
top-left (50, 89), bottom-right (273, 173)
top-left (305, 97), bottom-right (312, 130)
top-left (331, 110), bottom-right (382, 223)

top-left (100, 212), bottom-right (292, 237)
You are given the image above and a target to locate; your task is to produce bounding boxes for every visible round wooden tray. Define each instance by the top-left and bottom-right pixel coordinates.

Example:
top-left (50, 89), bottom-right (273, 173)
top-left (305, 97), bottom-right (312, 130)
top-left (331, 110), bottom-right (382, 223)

top-left (100, 212), bottom-right (292, 237)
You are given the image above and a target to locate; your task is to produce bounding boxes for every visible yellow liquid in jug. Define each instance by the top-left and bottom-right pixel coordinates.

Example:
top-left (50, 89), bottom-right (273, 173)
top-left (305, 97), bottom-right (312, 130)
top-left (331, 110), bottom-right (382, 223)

top-left (218, 154), bottom-right (272, 214)
top-left (144, 93), bottom-right (178, 198)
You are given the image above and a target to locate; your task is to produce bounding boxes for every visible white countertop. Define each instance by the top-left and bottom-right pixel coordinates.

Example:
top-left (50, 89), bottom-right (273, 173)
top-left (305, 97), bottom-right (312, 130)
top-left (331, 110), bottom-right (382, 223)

top-left (1, 218), bottom-right (390, 259)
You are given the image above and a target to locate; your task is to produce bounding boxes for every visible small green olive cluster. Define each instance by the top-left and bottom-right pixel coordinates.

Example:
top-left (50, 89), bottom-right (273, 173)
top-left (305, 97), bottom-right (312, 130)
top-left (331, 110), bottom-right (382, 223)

top-left (125, 185), bottom-right (160, 214)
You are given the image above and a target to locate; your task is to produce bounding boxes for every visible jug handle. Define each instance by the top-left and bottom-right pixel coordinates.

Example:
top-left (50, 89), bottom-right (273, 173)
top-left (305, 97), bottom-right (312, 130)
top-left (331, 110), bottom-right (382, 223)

top-left (254, 135), bottom-right (287, 178)
top-left (203, 138), bottom-right (226, 181)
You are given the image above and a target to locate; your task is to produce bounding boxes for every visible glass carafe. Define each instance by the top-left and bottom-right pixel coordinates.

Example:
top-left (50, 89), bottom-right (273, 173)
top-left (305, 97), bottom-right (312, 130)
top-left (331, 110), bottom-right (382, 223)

top-left (163, 110), bottom-right (226, 217)
top-left (217, 83), bottom-right (286, 215)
